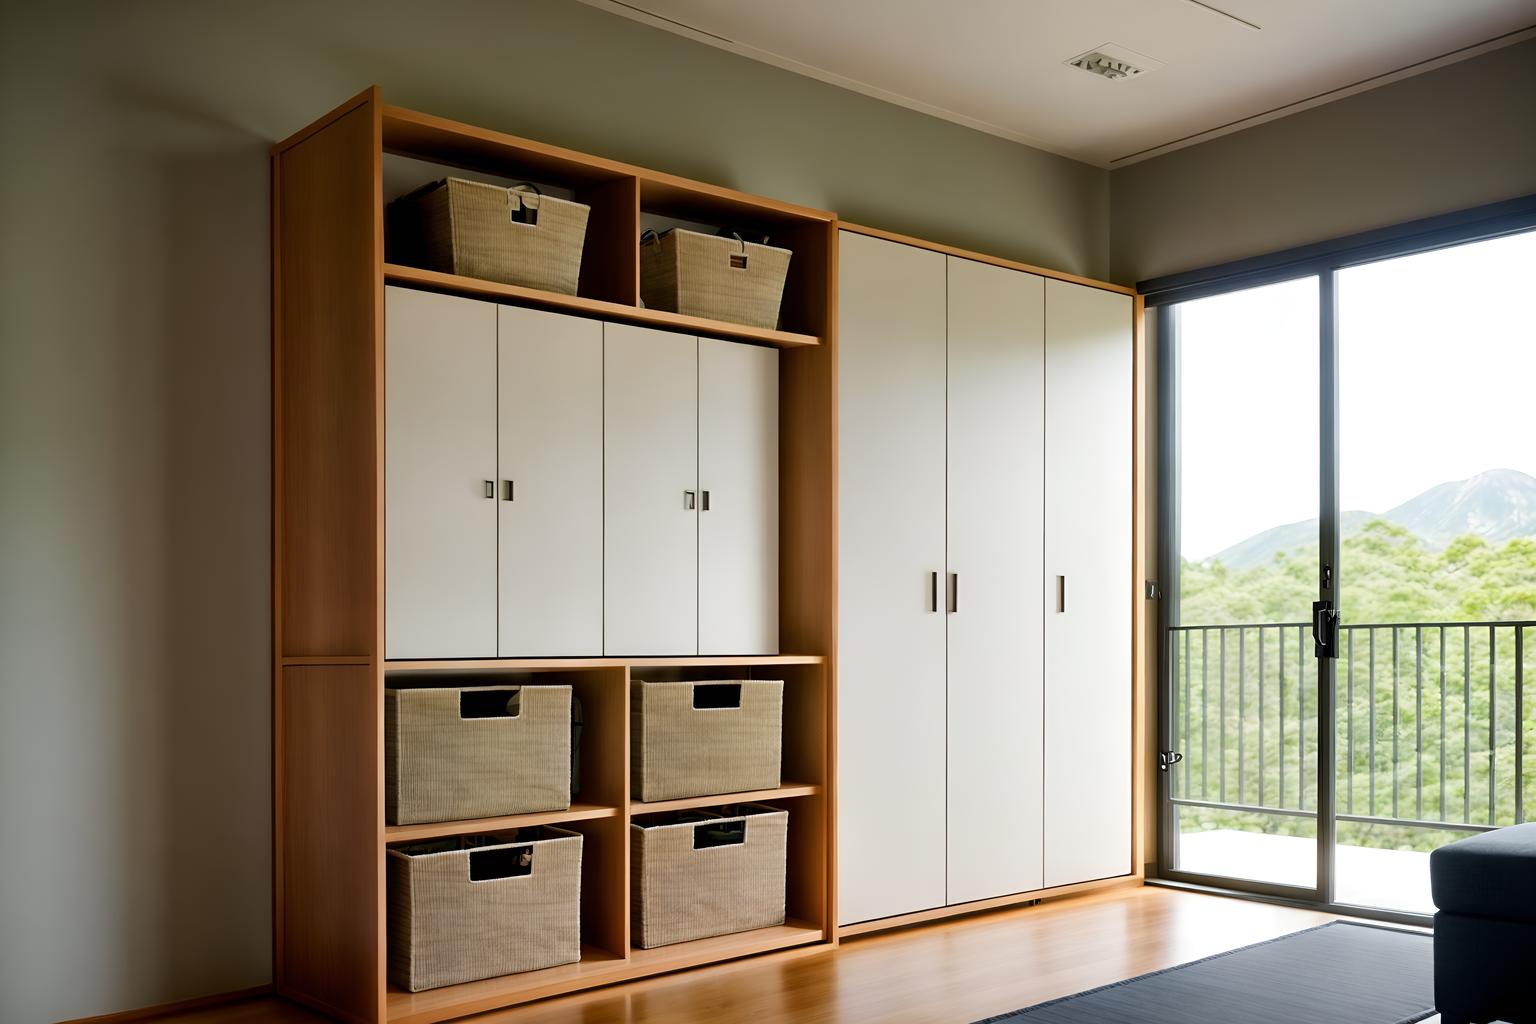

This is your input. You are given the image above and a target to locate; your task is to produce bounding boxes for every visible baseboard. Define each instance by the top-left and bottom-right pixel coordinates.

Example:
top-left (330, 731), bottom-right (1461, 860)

top-left (56, 985), bottom-right (274, 1024)
top-left (837, 874), bottom-right (1143, 939)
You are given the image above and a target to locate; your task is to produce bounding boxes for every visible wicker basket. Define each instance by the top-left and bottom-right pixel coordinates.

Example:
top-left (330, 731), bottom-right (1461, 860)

top-left (640, 229), bottom-right (791, 329)
top-left (631, 679), bottom-right (783, 802)
top-left (391, 178), bottom-right (589, 294)
top-left (631, 804), bottom-right (787, 948)
top-left (386, 685), bottom-right (571, 825)
top-left (388, 827), bottom-right (582, 992)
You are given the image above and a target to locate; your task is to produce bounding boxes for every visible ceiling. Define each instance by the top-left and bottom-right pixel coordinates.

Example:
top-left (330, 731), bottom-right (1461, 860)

top-left (581, 0), bottom-right (1536, 167)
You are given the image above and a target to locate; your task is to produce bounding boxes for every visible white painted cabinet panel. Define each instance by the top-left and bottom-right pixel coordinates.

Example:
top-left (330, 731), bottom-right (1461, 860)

top-left (604, 324), bottom-right (699, 656)
top-left (497, 306), bottom-right (603, 656)
top-left (945, 256), bottom-right (1046, 905)
top-left (836, 230), bottom-right (948, 925)
top-left (698, 338), bottom-right (779, 656)
top-left (384, 286), bottom-right (498, 659)
top-left (1043, 278), bottom-right (1133, 889)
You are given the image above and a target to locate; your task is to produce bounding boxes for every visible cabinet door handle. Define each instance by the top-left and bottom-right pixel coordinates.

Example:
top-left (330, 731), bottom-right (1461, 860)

top-left (701, 490), bottom-right (710, 511)
top-left (929, 571), bottom-right (938, 613)
top-left (684, 490), bottom-right (696, 510)
top-left (1057, 575), bottom-right (1066, 613)
top-left (502, 480), bottom-right (514, 501)
top-left (483, 480), bottom-right (495, 499)
top-left (948, 572), bottom-right (958, 614)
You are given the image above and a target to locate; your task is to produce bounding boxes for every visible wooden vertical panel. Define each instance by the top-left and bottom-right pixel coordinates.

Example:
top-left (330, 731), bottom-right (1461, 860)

top-left (575, 176), bottom-right (641, 305)
top-left (780, 796), bottom-right (827, 931)
top-left (279, 665), bottom-right (381, 1024)
top-left (570, 668), bottom-right (629, 955)
top-left (275, 94), bottom-right (382, 658)
top-left (776, 220), bottom-right (837, 938)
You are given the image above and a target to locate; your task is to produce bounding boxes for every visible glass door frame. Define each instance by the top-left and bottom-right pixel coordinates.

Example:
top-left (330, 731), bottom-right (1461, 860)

top-left (1147, 193), bottom-right (1536, 924)
top-left (1153, 288), bottom-right (1337, 907)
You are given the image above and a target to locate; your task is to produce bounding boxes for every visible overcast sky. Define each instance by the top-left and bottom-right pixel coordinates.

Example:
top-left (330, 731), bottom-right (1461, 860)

top-left (1177, 229), bottom-right (1536, 561)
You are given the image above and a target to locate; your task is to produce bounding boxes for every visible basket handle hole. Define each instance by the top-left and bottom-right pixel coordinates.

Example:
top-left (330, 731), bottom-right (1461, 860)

top-left (693, 821), bottom-right (746, 850)
top-left (729, 252), bottom-right (749, 270)
top-left (460, 688), bottom-right (522, 719)
top-left (692, 683), bottom-right (741, 710)
top-left (470, 846), bottom-right (533, 880)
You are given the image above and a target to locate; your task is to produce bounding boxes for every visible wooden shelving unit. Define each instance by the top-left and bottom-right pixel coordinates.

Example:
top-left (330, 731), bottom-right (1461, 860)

top-left (272, 87), bottom-right (837, 1024)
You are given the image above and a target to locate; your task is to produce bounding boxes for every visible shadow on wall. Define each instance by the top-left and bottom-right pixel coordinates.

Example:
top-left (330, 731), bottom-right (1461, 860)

top-left (104, 79), bottom-right (272, 1010)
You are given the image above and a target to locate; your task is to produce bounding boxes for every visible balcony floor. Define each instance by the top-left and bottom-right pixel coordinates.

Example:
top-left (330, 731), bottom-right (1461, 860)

top-left (1177, 828), bottom-right (1435, 914)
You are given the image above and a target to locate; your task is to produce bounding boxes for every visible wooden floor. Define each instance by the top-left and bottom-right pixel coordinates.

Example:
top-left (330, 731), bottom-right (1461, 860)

top-left (155, 885), bottom-right (1436, 1024)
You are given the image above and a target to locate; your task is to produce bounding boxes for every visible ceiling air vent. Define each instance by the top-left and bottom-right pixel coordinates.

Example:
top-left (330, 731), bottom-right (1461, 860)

top-left (1066, 44), bottom-right (1163, 81)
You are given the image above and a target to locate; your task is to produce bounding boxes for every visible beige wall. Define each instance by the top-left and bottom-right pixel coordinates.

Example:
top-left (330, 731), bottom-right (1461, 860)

top-left (1111, 38), bottom-right (1536, 283)
top-left (0, 1), bottom-right (1106, 1020)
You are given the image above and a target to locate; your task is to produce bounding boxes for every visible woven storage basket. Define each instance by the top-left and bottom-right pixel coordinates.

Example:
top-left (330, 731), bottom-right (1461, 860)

top-left (639, 228), bottom-right (791, 329)
top-left (386, 684), bottom-right (571, 825)
top-left (393, 178), bottom-right (589, 294)
top-left (631, 804), bottom-right (787, 948)
top-left (631, 679), bottom-right (783, 802)
top-left (388, 827), bottom-right (582, 992)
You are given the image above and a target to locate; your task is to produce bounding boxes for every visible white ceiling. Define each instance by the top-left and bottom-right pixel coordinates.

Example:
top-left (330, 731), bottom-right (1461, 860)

top-left (582, 0), bottom-right (1536, 167)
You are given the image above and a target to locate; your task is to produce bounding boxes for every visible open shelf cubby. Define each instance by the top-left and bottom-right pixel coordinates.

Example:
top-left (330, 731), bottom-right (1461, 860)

top-left (275, 86), bottom-right (836, 1023)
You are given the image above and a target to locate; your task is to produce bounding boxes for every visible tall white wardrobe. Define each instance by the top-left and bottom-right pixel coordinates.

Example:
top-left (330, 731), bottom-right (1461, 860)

top-left (836, 230), bottom-right (1133, 927)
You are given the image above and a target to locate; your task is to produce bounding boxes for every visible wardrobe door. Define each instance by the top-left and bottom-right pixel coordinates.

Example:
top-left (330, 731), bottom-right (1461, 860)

top-left (945, 257), bottom-right (1046, 905)
top-left (497, 306), bottom-right (603, 656)
top-left (1043, 279), bottom-right (1133, 888)
top-left (836, 230), bottom-right (948, 925)
top-left (384, 286), bottom-right (497, 659)
top-left (604, 324), bottom-right (698, 656)
top-left (698, 337), bottom-right (779, 656)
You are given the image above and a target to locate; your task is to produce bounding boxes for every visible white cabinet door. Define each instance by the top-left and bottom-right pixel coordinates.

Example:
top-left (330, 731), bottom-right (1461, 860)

top-left (604, 324), bottom-right (698, 656)
top-left (384, 286), bottom-right (497, 659)
top-left (1043, 279), bottom-right (1133, 888)
top-left (698, 338), bottom-right (779, 656)
top-left (497, 306), bottom-right (603, 656)
top-left (945, 257), bottom-right (1046, 905)
top-left (836, 230), bottom-right (948, 925)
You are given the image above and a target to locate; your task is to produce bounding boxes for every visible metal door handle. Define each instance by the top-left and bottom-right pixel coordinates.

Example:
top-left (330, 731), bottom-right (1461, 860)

top-left (483, 480), bottom-right (495, 499)
top-left (948, 572), bottom-right (958, 614)
top-left (684, 490), bottom-right (696, 510)
top-left (701, 490), bottom-right (711, 511)
top-left (502, 480), bottom-right (514, 501)
top-left (929, 571), bottom-right (938, 613)
top-left (1057, 575), bottom-right (1066, 613)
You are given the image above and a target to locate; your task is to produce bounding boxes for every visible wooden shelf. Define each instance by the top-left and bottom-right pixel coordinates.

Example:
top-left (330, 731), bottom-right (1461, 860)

top-left (384, 803), bottom-right (618, 844)
top-left (384, 264), bottom-right (820, 349)
top-left (385, 922), bottom-right (824, 1024)
top-left (382, 653), bottom-right (825, 672)
top-left (631, 782), bottom-right (822, 815)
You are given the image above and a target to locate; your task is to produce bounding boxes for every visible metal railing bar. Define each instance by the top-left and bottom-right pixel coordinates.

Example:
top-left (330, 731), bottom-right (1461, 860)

top-left (1260, 627), bottom-right (1267, 807)
top-left (1517, 625), bottom-right (1525, 825)
top-left (1280, 626), bottom-right (1287, 808)
top-left (1490, 626), bottom-right (1497, 826)
top-left (1393, 627), bottom-right (1400, 821)
top-left (1431, 626), bottom-right (1443, 822)
top-left (1202, 628), bottom-right (1209, 799)
top-left (1220, 628), bottom-right (1228, 804)
top-left (1346, 628), bottom-right (1354, 816)
top-left (1337, 813), bottom-right (1498, 834)
top-left (1369, 628), bottom-right (1377, 816)
top-left (1185, 628), bottom-right (1192, 797)
top-left (1169, 797), bottom-right (1315, 820)
top-left (1416, 626), bottom-right (1424, 822)
top-left (1239, 627), bottom-right (1247, 805)
top-left (1464, 626), bottom-right (1471, 825)
top-left (1168, 619), bottom-right (1536, 631)
top-left (1298, 624), bottom-right (1307, 811)
top-left (1169, 622), bottom-right (1308, 631)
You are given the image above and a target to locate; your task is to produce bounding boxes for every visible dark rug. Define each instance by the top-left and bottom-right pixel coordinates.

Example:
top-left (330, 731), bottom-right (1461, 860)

top-left (976, 921), bottom-right (1434, 1024)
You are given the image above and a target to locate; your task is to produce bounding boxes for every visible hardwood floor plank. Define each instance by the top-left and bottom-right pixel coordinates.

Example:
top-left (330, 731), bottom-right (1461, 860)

top-left (139, 887), bottom-right (1433, 1024)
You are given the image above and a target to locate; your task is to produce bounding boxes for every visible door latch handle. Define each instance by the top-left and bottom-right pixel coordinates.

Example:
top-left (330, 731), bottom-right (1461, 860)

top-left (1158, 751), bottom-right (1184, 772)
top-left (1313, 600), bottom-right (1339, 659)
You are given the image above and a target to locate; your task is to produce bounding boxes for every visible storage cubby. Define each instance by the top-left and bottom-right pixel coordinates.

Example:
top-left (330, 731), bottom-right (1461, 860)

top-left (274, 87), bottom-right (835, 1024)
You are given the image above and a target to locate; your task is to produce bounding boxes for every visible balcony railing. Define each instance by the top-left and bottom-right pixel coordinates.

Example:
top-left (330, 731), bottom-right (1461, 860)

top-left (1168, 620), bottom-right (1534, 833)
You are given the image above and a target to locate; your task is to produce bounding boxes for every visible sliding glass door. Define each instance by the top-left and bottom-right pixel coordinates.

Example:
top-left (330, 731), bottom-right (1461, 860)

top-left (1160, 276), bottom-right (1327, 898)
top-left (1157, 220), bottom-right (1536, 919)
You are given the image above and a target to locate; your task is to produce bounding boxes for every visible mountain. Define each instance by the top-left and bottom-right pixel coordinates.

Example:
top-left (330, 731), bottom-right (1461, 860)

top-left (1206, 469), bottom-right (1536, 571)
